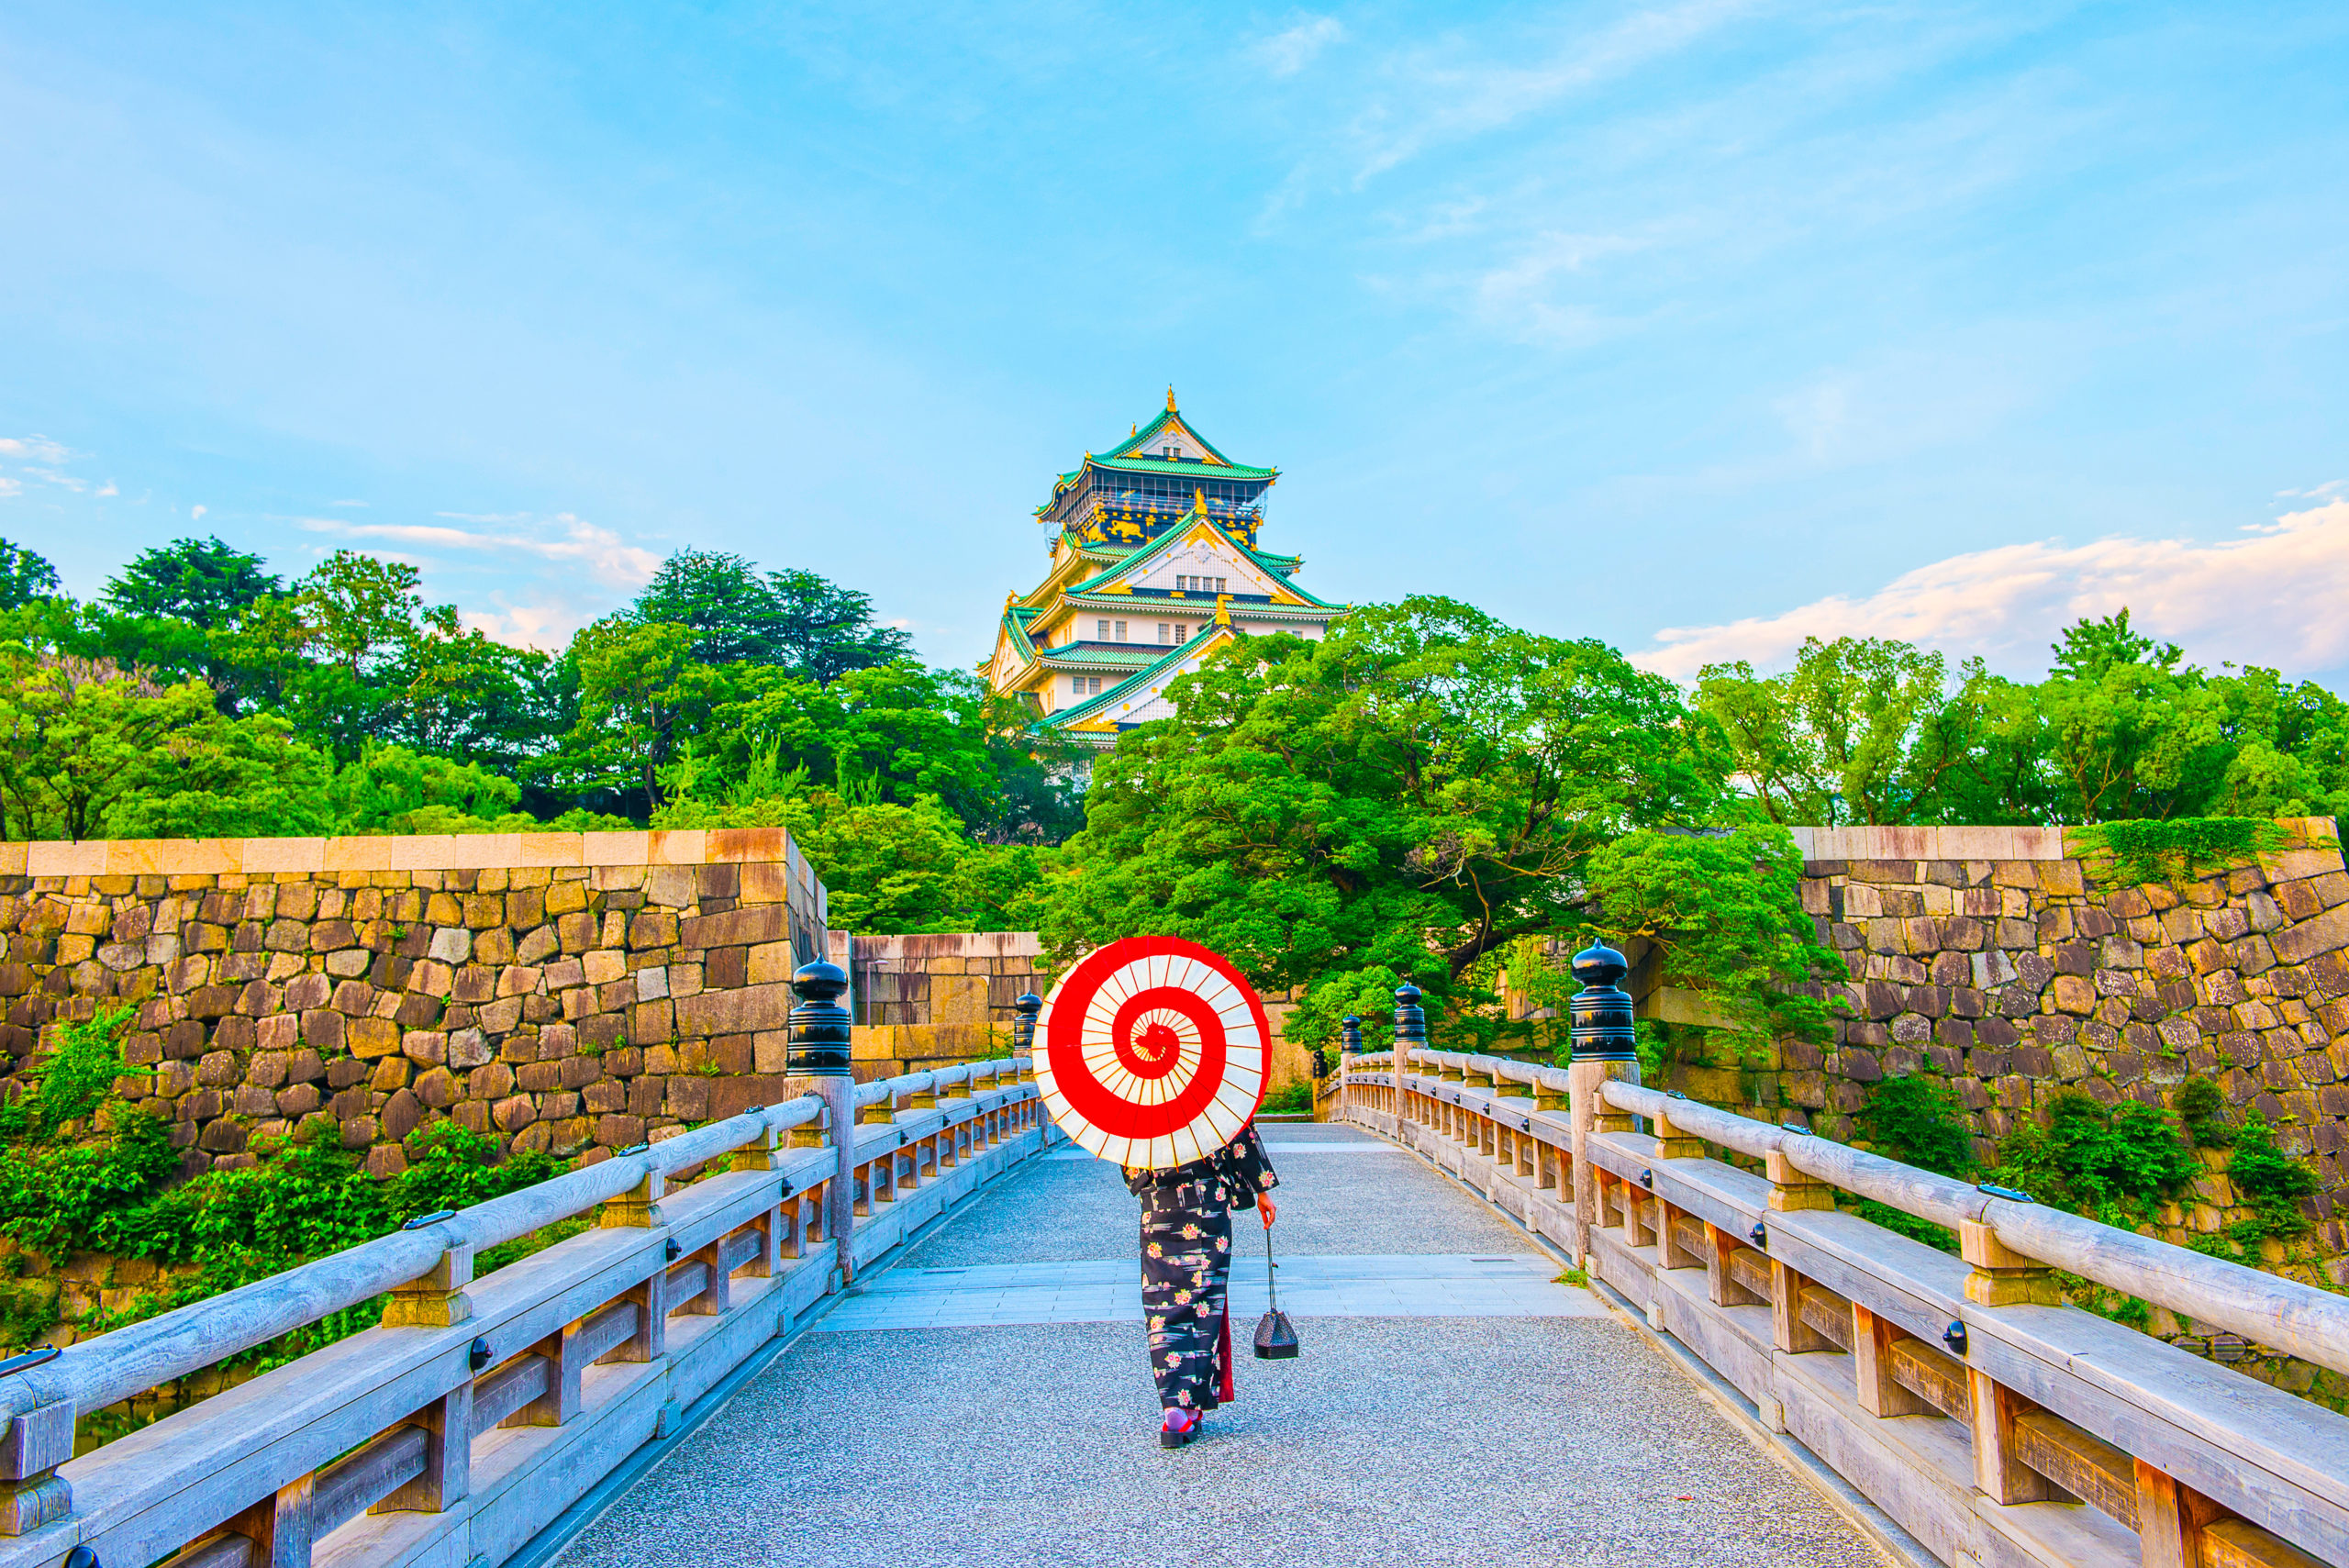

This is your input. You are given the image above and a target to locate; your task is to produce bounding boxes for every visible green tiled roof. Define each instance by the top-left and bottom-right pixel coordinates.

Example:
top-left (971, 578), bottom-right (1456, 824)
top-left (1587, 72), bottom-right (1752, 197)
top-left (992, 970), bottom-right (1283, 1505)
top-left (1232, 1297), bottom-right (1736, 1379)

top-left (1033, 626), bottom-right (1222, 735)
top-left (1063, 512), bottom-right (1257, 598)
top-left (1083, 453), bottom-right (1277, 482)
top-left (1105, 406), bottom-right (1240, 467)
top-left (1041, 645), bottom-right (1164, 666)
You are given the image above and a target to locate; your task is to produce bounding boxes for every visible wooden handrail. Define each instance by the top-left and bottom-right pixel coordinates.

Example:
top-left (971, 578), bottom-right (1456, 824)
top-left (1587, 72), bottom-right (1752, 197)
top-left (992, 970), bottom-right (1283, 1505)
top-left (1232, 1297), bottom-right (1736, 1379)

top-left (0, 1052), bottom-right (1044, 1566)
top-left (1595, 1072), bottom-right (2349, 1379)
top-left (1338, 1048), bottom-right (2349, 1568)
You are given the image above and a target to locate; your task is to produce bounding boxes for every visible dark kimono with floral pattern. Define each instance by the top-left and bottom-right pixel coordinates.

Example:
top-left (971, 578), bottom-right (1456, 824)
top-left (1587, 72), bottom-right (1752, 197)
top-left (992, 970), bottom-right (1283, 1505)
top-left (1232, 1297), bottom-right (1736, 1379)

top-left (1123, 1125), bottom-right (1280, 1413)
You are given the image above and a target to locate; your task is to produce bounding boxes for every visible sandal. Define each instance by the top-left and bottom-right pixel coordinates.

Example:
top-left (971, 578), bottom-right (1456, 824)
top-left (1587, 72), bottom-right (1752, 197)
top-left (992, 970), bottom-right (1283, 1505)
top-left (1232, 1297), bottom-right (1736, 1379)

top-left (1159, 1407), bottom-right (1201, 1448)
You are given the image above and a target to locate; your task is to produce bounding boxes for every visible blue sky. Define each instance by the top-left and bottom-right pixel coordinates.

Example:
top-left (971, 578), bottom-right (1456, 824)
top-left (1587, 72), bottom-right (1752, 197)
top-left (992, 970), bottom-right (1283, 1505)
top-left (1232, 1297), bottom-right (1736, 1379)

top-left (6, 3), bottom-right (2348, 683)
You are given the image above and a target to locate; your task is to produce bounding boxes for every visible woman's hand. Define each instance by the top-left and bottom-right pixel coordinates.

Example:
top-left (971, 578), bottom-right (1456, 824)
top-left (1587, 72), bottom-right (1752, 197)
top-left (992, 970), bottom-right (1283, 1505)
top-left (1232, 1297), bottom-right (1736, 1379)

top-left (1257, 1193), bottom-right (1277, 1228)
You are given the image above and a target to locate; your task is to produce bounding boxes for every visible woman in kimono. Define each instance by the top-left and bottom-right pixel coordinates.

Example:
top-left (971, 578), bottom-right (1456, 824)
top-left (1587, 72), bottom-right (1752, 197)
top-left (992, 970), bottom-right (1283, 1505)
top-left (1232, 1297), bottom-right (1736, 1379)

top-left (1124, 1125), bottom-right (1280, 1447)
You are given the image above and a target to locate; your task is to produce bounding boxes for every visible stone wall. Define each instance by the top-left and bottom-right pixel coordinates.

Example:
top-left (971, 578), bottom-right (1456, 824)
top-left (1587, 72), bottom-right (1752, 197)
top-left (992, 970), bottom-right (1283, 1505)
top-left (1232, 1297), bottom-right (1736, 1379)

top-left (1639, 819), bottom-right (2349, 1286)
top-left (0, 830), bottom-right (833, 1176)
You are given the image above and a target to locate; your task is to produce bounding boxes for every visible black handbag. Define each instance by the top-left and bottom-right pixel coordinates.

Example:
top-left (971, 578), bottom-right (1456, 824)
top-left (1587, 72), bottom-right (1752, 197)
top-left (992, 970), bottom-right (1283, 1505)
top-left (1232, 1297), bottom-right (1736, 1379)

top-left (1253, 1222), bottom-right (1299, 1359)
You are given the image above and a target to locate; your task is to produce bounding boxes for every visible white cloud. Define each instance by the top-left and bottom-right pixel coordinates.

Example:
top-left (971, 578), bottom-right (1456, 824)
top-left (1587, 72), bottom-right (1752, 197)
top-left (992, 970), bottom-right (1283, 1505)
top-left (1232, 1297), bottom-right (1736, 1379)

top-left (328, 498), bottom-right (369, 508)
top-left (1251, 15), bottom-right (1346, 77)
top-left (1469, 229), bottom-right (1653, 344)
top-left (460, 599), bottom-right (597, 651)
top-left (95, 480), bottom-right (118, 498)
top-left (0, 437), bottom-right (72, 464)
top-left (1635, 499), bottom-right (2349, 683)
top-left (0, 478), bottom-right (19, 500)
top-left (302, 512), bottom-right (662, 590)
top-left (190, 504), bottom-right (206, 521)
top-left (1350, 0), bottom-right (1761, 183)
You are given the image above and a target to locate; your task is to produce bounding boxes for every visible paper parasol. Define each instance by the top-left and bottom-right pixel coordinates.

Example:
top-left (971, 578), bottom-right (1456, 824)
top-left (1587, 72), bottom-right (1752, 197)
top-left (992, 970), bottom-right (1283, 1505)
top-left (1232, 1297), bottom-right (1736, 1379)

top-left (1032, 934), bottom-right (1271, 1170)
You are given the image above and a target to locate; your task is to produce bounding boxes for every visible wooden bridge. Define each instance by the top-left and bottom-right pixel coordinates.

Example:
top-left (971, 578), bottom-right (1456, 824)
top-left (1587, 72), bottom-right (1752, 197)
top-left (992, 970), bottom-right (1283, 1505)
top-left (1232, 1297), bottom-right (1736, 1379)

top-left (0, 1043), bottom-right (2340, 1568)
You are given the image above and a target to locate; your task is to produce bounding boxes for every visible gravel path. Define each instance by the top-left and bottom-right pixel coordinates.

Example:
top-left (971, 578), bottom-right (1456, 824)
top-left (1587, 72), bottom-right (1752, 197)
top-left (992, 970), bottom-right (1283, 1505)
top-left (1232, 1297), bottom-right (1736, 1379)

top-left (552, 1123), bottom-right (1888, 1568)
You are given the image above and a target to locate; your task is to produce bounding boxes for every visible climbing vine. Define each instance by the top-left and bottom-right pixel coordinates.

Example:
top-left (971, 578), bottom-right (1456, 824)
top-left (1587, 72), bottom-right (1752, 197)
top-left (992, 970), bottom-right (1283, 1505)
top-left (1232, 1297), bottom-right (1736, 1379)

top-left (2070, 817), bottom-right (2286, 888)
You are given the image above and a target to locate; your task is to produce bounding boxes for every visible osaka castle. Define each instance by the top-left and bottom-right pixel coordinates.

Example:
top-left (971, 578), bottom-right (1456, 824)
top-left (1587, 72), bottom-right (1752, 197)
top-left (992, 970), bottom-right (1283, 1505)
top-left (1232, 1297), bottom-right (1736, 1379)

top-left (983, 392), bottom-right (1345, 751)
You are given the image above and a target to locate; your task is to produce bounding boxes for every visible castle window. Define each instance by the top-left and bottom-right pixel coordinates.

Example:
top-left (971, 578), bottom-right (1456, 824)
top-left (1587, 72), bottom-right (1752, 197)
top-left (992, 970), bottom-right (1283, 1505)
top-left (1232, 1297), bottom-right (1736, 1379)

top-left (1158, 623), bottom-right (1170, 644)
top-left (1115, 620), bottom-right (1129, 641)
top-left (1096, 619), bottom-right (1108, 640)
top-left (1176, 624), bottom-right (1187, 641)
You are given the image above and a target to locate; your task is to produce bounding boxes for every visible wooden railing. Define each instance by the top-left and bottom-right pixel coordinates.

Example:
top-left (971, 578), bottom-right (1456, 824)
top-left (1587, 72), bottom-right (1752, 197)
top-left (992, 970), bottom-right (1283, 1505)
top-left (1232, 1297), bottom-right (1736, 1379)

top-left (1339, 1047), bottom-right (2343, 1568)
top-left (0, 1057), bottom-right (1044, 1568)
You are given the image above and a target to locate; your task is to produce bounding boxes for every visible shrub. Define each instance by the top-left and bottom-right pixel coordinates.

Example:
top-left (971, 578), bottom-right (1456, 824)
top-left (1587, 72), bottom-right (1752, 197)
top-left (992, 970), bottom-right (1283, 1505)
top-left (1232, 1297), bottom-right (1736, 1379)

top-left (1992, 1091), bottom-right (2197, 1215)
top-left (1258, 1082), bottom-right (1313, 1116)
top-left (0, 1020), bottom-right (575, 1358)
top-left (1855, 1074), bottom-right (1975, 1177)
top-left (2226, 1114), bottom-right (2320, 1241)
top-left (2174, 1075), bottom-right (2233, 1149)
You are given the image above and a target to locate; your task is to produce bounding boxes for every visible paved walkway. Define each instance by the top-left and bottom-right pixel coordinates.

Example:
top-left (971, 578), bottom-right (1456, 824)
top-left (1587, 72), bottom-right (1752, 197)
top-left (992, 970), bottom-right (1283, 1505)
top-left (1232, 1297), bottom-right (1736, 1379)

top-left (554, 1122), bottom-right (1888, 1568)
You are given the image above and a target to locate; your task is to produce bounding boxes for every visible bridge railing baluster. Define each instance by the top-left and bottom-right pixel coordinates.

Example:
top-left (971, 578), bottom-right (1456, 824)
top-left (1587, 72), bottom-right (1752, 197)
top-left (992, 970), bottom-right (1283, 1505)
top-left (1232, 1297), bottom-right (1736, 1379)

top-left (1330, 972), bottom-right (2349, 1568)
top-left (0, 956), bottom-right (1050, 1568)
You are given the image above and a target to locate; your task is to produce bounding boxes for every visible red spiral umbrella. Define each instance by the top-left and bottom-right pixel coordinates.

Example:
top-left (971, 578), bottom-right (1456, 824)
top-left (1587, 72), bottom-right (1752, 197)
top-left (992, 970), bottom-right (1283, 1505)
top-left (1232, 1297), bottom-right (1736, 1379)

top-left (1034, 935), bottom-right (1273, 1170)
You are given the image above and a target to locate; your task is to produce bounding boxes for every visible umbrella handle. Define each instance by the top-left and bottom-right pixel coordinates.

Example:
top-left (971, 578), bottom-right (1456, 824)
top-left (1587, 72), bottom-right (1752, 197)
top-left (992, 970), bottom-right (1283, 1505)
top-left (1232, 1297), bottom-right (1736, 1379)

top-left (1264, 1219), bottom-right (1277, 1311)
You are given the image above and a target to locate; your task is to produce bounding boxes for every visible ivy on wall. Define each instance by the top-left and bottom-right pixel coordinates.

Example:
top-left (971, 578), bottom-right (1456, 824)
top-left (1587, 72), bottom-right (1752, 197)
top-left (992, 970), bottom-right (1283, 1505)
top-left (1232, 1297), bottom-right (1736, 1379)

top-left (0, 1010), bottom-right (578, 1378)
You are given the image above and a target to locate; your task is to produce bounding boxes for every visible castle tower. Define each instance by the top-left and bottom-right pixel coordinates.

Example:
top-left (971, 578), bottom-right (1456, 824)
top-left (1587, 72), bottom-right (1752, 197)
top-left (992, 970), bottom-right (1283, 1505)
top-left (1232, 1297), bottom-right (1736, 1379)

top-left (981, 392), bottom-right (1346, 750)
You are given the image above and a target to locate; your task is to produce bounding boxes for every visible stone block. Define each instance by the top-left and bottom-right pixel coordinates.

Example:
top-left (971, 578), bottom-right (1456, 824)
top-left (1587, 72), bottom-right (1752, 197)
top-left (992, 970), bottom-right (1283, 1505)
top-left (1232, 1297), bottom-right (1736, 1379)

top-left (348, 1018), bottom-right (400, 1059)
top-left (2273, 904), bottom-right (2349, 965)
top-left (666, 1075), bottom-right (711, 1119)
top-left (556, 911), bottom-right (597, 951)
top-left (674, 984), bottom-right (789, 1038)
top-left (677, 905), bottom-right (787, 950)
top-left (629, 1076), bottom-right (663, 1118)
top-left (449, 1028), bottom-right (492, 1068)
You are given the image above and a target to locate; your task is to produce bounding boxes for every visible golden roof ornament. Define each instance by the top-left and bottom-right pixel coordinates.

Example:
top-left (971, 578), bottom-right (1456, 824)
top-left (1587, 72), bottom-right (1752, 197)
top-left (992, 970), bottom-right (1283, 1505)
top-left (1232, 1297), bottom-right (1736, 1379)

top-left (1166, 385), bottom-right (1177, 412)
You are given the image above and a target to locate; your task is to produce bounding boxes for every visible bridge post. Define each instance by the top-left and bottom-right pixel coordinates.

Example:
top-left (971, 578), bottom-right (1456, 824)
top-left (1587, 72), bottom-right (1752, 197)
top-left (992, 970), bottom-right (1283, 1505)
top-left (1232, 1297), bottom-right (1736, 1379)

top-left (1394, 984), bottom-right (1425, 1129)
top-left (789, 961), bottom-right (860, 1287)
top-left (1564, 941), bottom-right (1640, 1268)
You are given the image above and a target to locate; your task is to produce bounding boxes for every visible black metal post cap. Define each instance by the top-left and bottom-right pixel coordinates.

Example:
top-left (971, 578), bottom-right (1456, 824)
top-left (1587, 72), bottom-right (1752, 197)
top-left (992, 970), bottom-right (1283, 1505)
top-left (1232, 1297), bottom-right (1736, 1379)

top-left (1570, 941), bottom-right (1629, 987)
top-left (1393, 982), bottom-right (1427, 1046)
top-left (786, 959), bottom-right (853, 1078)
top-left (1010, 990), bottom-right (1043, 1052)
top-left (1567, 940), bottom-right (1638, 1063)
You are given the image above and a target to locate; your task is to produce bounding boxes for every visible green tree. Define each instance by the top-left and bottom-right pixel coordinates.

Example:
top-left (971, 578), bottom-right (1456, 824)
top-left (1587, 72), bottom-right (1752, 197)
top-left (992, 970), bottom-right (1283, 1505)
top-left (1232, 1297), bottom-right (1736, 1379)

top-left (1696, 636), bottom-right (1961, 825)
top-left (2038, 612), bottom-right (2230, 822)
top-left (632, 550), bottom-right (911, 680)
top-left (1042, 598), bottom-right (1745, 995)
top-left (105, 537), bottom-right (283, 627)
top-left (538, 618), bottom-right (725, 816)
top-left (0, 540), bottom-right (61, 609)
top-left (0, 652), bottom-right (331, 840)
top-left (1284, 967), bottom-right (1406, 1054)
